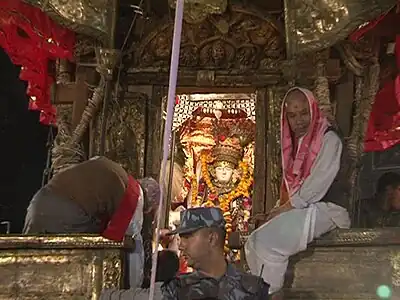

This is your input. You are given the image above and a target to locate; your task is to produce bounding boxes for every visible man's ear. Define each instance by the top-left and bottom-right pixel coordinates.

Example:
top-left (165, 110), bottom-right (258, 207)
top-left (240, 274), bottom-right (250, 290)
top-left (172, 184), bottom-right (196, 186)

top-left (209, 231), bottom-right (220, 247)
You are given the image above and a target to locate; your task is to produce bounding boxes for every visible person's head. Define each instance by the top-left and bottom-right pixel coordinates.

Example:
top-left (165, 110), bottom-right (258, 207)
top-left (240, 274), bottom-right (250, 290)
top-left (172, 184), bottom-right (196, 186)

top-left (155, 250), bottom-right (179, 283)
top-left (168, 207), bottom-right (226, 269)
top-left (138, 177), bottom-right (160, 215)
top-left (376, 172), bottom-right (400, 210)
top-left (283, 88), bottom-right (312, 138)
top-left (179, 226), bottom-right (226, 269)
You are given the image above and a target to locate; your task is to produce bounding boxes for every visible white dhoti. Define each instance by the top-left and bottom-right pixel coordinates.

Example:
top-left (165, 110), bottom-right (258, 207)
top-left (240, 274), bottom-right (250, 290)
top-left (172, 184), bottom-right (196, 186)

top-left (244, 202), bottom-right (350, 294)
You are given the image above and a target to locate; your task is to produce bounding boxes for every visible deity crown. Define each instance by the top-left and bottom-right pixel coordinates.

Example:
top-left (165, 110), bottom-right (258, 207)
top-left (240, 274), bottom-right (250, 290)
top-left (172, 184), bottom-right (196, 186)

top-left (212, 135), bottom-right (244, 167)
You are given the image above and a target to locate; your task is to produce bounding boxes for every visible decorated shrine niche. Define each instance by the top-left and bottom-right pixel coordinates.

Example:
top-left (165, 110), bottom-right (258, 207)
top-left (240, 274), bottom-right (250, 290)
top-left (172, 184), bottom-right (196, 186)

top-left (133, 5), bottom-right (285, 71)
top-left (164, 93), bottom-right (256, 265)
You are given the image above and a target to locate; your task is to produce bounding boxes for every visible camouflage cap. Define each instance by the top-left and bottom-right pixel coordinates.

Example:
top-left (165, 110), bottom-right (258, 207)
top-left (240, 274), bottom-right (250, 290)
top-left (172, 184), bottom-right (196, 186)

top-left (168, 207), bottom-right (226, 235)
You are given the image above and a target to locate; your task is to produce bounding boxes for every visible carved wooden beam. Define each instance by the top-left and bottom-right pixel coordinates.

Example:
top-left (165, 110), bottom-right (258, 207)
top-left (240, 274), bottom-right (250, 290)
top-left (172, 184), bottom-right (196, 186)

top-left (281, 57), bottom-right (342, 86)
top-left (126, 69), bottom-right (282, 87)
top-left (52, 80), bottom-right (89, 105)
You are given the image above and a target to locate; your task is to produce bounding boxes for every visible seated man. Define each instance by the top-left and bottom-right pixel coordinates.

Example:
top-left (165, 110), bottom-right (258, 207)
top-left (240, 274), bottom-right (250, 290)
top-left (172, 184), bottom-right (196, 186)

top-left (162, 207), bottom-right (270, 300)
top-left (245, 87), bottom-right (351, 298)
top-left (100, 249), bottom-right (179, 300)
top-left (23, 156), bottom-right (160, 288)
top-left (362, 172), bottom-right (400, 227)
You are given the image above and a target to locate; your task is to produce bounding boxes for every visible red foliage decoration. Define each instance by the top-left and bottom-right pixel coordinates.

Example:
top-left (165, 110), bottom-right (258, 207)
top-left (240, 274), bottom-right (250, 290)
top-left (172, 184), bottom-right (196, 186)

top-left (0, 0), bottom-right (75, 125)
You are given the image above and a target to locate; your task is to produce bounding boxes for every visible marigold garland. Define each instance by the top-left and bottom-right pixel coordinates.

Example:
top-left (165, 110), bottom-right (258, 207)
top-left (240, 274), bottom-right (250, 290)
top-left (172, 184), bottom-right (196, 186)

top-left (191, 152), bottom-right (253, 240)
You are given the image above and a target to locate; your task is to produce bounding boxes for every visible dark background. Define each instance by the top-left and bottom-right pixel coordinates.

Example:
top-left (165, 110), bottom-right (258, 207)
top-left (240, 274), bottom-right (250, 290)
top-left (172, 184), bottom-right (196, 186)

top-left (0, 48), bottom-right (50, 233)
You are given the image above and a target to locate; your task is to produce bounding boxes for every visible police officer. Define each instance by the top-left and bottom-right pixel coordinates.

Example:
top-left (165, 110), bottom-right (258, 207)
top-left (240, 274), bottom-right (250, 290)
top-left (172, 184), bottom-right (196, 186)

top-left (162, 207), bottom-right (270, 300)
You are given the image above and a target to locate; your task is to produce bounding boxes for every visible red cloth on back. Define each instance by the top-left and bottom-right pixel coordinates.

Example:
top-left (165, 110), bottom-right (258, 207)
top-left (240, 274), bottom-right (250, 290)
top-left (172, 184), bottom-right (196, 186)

top-left (102, 176), bottom-right (141, 242)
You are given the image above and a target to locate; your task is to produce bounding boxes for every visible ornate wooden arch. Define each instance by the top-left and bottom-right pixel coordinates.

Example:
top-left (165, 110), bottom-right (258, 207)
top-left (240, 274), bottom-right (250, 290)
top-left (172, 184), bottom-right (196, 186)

top-left (133, 5), bottom-right (285, 71)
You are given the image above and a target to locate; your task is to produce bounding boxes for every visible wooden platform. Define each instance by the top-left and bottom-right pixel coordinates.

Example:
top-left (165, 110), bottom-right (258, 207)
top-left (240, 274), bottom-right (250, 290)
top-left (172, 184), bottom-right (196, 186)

top-left (284, 228), bottom-right (400, 299)
top-left (0, 235), bottom-right (123, 300)
top-left (0, 229), bottom-right (399, 299)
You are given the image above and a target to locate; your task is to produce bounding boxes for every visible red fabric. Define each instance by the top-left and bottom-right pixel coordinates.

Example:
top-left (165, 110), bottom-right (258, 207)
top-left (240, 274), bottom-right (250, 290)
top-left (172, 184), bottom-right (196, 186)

top-left (364, 77), bottom-right (400, 152)
top-left (179, 256), bottom-right (189, 274)
top-left (396, 35), bottom-right (400, 70)
top-left (350, 8), bottom-right (400, 41)
top-left (102, 176), bottom-right (141, 242)
top-left (279, 181), bottom-right (290, 207)
top-left (364, 34), bottom-right (400, 152)
top-left (350, 13), bottom-right (389, 42)
top-left (349, 8), bottom-right (400, 152)
top-left (281, 87), bottom-right (330, 195)
top-left (0, 0), bottom-right (75, 125)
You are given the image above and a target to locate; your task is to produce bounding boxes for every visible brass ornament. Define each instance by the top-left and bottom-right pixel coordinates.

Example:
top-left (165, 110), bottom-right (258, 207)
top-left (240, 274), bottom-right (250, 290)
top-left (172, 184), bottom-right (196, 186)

top-left (134, 5), bottom-right (284, 70)
top-left (103, 93), bottom-right (147, 177)
top-left (95, 48), bottom-right (121, 80)
top-left (23, 0), bottom-right (111, 42)
top-left (168, 0), bottom-right (228, 24)
top-left (284, 0), bottom-right (396, 55)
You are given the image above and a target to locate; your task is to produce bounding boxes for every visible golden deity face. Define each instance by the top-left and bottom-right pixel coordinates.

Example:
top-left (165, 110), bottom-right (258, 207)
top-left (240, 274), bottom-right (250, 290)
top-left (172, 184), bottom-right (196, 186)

top-left (214, 161), bottom-right (235, 184)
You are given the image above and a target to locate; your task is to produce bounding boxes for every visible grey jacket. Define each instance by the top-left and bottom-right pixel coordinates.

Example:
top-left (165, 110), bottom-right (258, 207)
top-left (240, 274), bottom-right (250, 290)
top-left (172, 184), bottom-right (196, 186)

top-left (161, 264), bottom-right (269, 300)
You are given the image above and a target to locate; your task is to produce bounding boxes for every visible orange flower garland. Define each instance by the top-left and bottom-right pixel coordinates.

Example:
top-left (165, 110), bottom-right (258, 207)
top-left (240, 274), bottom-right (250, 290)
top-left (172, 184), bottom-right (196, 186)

top-left (191, 152), bottom-right (253, 240)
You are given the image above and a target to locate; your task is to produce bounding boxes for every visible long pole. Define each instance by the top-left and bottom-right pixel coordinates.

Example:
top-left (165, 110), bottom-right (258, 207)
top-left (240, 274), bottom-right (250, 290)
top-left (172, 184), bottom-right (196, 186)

top-left (148, 0), bottom-right (184, 299)
top-left (98, 0), bottom-right (119, 155)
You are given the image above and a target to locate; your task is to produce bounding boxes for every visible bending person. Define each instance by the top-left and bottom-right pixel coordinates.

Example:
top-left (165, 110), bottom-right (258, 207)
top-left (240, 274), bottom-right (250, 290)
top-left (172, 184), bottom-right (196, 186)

top-left (23, 156), bottom-right (160, 288)
top-left (245, 87), bottom-right (351, 298)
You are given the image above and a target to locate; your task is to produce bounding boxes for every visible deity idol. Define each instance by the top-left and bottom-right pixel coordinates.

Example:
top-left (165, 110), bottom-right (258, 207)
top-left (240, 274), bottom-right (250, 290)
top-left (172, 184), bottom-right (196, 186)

top-left (191, 129), bottom-right (253, 248)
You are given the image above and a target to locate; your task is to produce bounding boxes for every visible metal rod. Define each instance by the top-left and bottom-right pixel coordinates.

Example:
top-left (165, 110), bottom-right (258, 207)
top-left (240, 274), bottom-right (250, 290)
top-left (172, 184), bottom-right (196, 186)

top-left (99, 80), bottom-right (113, 155)
top-left (76, 62), bottom-right (98, 67)
top-left (148, 0), bottom-right (184, 298)
top-left (165, 131), bottom-right (176, 228)
top-left (0, 221), bottom-right (10, 234)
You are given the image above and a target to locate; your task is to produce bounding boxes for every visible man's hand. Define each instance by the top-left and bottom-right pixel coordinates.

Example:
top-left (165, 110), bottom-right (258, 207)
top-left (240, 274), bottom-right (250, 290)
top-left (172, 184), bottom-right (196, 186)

top-left (250, 202), bottom-right (295, 226)
top-left (159, 228), bottom-right (174, 249)
top-left (249, 213), bottom-right (267, 223)
top-left (265, 202), bottom-right (294, 222)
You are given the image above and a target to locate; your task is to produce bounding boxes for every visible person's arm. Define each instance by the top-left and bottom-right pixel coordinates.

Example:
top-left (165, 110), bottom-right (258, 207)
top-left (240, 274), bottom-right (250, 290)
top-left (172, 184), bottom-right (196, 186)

top-left (100, 284), bottom-right (163, 300)
top-left (290, 131), bottom-right (343, 209)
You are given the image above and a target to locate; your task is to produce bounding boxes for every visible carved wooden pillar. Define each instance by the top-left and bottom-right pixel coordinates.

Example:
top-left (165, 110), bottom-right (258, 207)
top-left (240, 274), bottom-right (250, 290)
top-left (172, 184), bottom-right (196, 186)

top-left (144, 85), bottom-right (164, 179)
top-left (253, 88), bottom-right (267, 216)
top-left (336, 38), bottom-right (380, 225)
top-left (335, 72), bottom-right (354, 137)
top-left (265, 86), bottom-right (288, 211)
top-left (314, 50), bottom-right (335, 124)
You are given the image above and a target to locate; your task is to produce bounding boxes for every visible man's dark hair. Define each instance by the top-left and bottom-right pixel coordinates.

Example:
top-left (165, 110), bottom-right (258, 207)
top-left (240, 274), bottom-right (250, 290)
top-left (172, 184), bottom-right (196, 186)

top-left (156, 250), bottom-right (179, 283)
top-left (376, 172), bottom-right (400, 196)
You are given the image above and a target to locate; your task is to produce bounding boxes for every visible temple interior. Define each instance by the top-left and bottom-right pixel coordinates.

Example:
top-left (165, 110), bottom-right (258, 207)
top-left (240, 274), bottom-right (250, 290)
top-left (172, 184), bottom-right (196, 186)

top-left (1, 0), bottom-right (400, 299)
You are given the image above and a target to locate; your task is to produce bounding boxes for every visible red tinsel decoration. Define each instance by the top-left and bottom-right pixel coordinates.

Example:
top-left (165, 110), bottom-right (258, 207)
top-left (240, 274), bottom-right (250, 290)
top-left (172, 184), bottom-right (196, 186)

top-left (0, 0), bottom-right (75, 125)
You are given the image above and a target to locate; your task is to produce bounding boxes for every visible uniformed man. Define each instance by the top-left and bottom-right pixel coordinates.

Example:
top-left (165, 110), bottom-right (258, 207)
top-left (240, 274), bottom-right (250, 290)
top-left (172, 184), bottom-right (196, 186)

top-left (162, 207), bottom-right (270, 300)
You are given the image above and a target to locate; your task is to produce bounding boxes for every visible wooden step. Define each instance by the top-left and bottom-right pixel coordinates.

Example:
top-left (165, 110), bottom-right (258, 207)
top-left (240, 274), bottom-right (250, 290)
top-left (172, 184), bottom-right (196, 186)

top-left (284, 228), bottom-right (400, 299)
